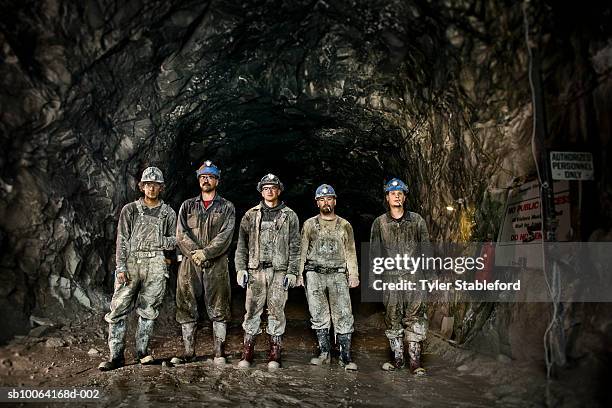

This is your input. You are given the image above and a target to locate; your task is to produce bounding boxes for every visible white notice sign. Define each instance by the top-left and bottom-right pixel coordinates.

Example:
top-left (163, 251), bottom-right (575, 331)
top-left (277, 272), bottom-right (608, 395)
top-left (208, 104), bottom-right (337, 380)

top-left (550, 151), bottom-right (594, 180)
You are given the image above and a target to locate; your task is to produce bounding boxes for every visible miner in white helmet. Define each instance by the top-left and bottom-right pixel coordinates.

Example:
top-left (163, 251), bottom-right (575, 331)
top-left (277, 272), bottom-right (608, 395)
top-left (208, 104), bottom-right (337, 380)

top-left (99, 166), bottom-right (177, 371)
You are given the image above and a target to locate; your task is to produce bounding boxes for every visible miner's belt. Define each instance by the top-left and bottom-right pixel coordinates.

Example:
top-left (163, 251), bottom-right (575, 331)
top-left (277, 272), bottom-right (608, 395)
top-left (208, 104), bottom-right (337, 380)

top-left (258, 261), bottom-right (273, 269)
top-left (315, 266), bottom-right (346, 274)
top-left (132, 251), bottom-right (163, 258)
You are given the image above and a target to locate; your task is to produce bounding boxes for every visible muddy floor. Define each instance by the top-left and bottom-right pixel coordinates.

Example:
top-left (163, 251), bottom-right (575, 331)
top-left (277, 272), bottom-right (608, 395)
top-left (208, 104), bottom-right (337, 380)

top-left (0, 297), bottom-right (606, 407)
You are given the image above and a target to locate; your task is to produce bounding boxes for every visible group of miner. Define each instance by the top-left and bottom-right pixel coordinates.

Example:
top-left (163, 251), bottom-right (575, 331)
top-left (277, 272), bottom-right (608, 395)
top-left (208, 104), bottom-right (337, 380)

top-left (98, 161), bottom-right (429, 376)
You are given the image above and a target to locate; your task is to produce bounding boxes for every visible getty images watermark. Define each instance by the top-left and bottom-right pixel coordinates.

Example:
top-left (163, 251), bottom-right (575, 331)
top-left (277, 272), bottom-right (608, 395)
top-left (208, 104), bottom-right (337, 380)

top-left (360, 242), bottom-right (612, 303)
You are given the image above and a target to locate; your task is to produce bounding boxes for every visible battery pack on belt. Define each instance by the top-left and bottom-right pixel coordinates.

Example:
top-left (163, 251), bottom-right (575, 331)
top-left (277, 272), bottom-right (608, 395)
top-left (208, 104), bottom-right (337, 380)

top-left (258, 261), bottom-right (273, 269)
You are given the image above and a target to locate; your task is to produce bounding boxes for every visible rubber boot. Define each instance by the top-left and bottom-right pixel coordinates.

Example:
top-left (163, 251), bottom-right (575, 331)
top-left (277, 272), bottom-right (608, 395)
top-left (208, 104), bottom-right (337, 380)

top-left (170, 322), bottom-right (196, 365)
top-left (98, 320), bottom-right (126, 371)
top-left (310, 328), bottom-right (331, 365)
top-left (337, 333), bottom-right (358, 371)
top-left (212, 321), bottom-right (227, 366)
top-left (238, 333), bottom-right (256, 368)
top-left (135, 317), bottom-right (155, 365)
top-left (382, 337), bottom-right (404, 371)
top-left (267, 335), bottom-right (282, 369)
top-left (408, 341), bottom-right (426, 375)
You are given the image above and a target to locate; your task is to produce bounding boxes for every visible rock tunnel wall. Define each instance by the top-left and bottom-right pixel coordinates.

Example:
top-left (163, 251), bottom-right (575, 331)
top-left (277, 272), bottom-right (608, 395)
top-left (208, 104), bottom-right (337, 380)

top-left (1, 0), bottom-right (611, 368)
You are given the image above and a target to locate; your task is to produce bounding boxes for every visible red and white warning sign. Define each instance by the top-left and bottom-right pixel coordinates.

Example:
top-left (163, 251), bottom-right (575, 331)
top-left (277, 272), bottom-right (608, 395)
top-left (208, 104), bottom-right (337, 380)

top-left (496, 179), bottom-right (571, 267)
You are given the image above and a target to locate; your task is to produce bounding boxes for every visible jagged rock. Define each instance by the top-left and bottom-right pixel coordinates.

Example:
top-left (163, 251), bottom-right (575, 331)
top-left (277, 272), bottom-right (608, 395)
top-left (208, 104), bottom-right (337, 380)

top-left (45, 338), bottom-right (67, 348)
top-left (28, 326), bottom-right (50, 338)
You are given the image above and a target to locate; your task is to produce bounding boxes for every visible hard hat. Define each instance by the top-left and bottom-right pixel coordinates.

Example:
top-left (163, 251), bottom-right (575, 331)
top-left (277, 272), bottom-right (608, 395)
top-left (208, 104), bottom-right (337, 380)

top-left (196, 160), bottom-right (221, 179)
top-left (384, 178), bottom-right (408, 193)
top-left (141, 167), bottom-right (164, 183)
top-left (315, 184), bottom-right (336, 199)
top-left (257, 173), bottom-right (284, 192)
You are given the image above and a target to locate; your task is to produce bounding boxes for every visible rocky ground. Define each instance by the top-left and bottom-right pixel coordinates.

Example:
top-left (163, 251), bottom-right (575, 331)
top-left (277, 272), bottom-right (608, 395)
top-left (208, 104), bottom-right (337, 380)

top-left (0, 300), bottom-right (603, 407)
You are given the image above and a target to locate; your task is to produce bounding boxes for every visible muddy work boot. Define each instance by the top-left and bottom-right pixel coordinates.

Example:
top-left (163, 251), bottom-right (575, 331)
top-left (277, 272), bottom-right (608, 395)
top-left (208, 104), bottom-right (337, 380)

top-left (170, 322), bottom-right (196, 365)
top-left (267, 335), bottom-right (282, 369)
top-left (238, 333), bottom-right (256, 368)
top-left (135, 317), bottom-right (155, 365)
top-left (98, 320), bottom-right (126, 371)
top-left (408, 341), bottom-right (426, 376)
top-left (310, 328), bottom-right (331, 366)
top-left (382, 337), bottom-right (404, 371)
top-left (212, 321), bottom-right (227, 366)
top-left (337, 333), bottom-right (358, 371)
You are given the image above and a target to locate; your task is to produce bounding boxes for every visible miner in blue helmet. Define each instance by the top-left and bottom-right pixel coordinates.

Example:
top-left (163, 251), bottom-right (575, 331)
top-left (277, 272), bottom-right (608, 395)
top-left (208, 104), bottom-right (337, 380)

top-left (370, 178), bottom-right (430, 375)
top-left (172, 160), bottom-right (235, 366)
top-left (99, 167), bottom-right (177, 371)
top-left (235, 173), bottom-right (300, 369)
top-left (299, 184), bottom-right (359, 370)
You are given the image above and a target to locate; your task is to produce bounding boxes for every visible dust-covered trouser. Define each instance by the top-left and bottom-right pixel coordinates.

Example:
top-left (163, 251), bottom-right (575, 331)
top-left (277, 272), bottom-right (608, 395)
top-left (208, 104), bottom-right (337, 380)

top-left (382, 277), bottom-right (428, 342)
top-left (242, 266), bottom-right (288, 336)
top-left (305, 271), bottom-right (354, 334)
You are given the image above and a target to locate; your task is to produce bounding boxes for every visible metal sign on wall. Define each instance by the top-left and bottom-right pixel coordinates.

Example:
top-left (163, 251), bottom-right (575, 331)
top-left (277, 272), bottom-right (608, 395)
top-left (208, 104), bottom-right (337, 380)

top-left (496, 179), bottom-right (571, 267)
top-left (550, 151), bottom-right (594, 180)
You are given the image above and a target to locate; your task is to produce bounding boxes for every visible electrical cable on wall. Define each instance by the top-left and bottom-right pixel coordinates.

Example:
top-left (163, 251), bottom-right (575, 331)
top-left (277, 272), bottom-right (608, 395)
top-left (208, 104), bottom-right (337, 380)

top-left (522, 0), bottom-right (566, 395)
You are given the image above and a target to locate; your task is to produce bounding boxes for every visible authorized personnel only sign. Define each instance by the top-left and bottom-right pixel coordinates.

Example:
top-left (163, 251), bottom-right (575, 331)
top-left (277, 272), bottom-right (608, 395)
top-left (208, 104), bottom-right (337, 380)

top-left (550, 151), bottom-right (594, 180)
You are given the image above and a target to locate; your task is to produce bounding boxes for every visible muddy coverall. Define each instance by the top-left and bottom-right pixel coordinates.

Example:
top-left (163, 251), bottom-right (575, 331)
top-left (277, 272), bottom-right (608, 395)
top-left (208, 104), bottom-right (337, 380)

top-left (176, 194), bottom-right (235, 325)
top-left (235, 202), bottom-right (300, 337)
top-left (370, 211), bottom-right (430, 343)
top-left (105, 199), bottom-right (177, 324)
top-left (299, 215), bottom-right (358, 335)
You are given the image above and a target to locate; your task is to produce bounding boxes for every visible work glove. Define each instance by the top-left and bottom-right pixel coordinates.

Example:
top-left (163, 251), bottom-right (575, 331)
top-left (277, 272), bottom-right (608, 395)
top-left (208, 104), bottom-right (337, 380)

top-left (348, 275), bottom-right (360, 288)
top-left (191, 249), bottom-right (206, 266)
top-left (237, 270), bottom-right (248, 288)
top-left (283, 274), bottom-right (297, 289)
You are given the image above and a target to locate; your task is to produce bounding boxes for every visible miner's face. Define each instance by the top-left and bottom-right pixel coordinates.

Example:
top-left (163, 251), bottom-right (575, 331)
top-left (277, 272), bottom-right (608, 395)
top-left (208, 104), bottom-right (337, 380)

top-left (261, 185), bottom-right (280, 201)
top-left (141, 182), bottom-right (162, 200)
top-left (199, 175), bottom-right (219, 192)
top-left (386, 190), bottom-right (405, 208)
top-left (316, 196), bottom-right (336, 214)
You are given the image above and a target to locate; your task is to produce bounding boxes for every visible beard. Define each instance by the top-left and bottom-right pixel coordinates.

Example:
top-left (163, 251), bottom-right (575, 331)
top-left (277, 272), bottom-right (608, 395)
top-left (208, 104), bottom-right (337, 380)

top-left (320, 205), bottom-right (333, 214)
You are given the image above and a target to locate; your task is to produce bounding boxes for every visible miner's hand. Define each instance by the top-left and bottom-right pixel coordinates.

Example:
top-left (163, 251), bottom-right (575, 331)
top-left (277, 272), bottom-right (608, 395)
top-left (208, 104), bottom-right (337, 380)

top-left (191, 249), bottom-right (206, 266)
top-left (348, 275), bottom-right (360, 288)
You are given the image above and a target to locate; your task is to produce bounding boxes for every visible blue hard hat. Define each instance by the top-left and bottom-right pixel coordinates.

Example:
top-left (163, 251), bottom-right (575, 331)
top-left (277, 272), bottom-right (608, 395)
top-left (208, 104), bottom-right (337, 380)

top-left (315, 184), bottom-right (336, 199)
top-left (196, 160), bottom-right (221, 179)
top-left (385, 178), bottom-right (408, 193)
